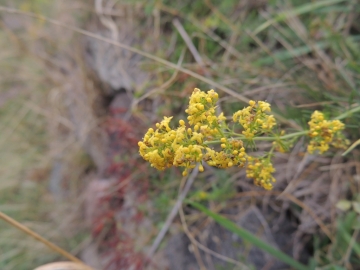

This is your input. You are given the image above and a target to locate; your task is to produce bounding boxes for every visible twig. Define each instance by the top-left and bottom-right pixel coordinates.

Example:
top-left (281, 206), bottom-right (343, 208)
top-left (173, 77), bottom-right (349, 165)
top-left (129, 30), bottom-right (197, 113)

top-left (180, 205), bottom-right (207, 270)
top-left (172, 18), bottom-right (217, 114)
top-left (95, 0), bottom-right (118, 41)
top-left (147, 166), bottom-right (199, 259)
top-left (158, 3), bottom-right (243, 60)
top-left (0, 211), bottom-right (93, 269)
top-left (131, 48), bottom-right (185, 108)
top-left (342, 229), bottom-right (360, 265)
top-left (173, 18), bottom-right (205, 68)
top-left (177, 172), bottom-right (206, 270)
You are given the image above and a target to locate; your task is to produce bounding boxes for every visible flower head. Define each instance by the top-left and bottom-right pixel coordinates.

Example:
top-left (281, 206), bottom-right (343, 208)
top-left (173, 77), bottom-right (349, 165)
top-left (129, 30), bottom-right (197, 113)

top-left (307, 111), bottom-right (348, 154)
top-left (246, 157), bottom-right (276, 190)
top-left (185, 88), bottom-right (225, 138)
top-left (233, 100), bottom-right (276, 139)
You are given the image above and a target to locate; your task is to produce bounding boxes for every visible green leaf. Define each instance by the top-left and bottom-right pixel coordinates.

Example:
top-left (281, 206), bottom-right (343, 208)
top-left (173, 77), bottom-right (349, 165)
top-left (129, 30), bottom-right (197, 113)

top-left (188, 201), bottom-right (309, 270)
top-left (322, 265), bottom-right (347, 270)
top-left (255, 41), bottom-right (328, 65)
top-left (342, 138), bottom-right (360, 156)
top-left (352, 202), bottom-right (360, 215)
top-left (336, 200), bottom-right (352, 211)
top-left (338, 218), bottom-right (360, 258)
top-left (353, 216), bottom-right (360, 230)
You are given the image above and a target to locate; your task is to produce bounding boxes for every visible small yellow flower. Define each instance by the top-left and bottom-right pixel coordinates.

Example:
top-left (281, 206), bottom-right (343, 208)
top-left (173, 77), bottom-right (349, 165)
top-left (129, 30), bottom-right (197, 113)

top-left (233, 100), bottom-right (276, 139)
top-left (199, 164), bottom-right (204, 172)
top-left (307, 111), bottom-right (348, 154)
top-left (246, 157), bottom-right (276, 190)
top-left (198, 191), bottom-right (208, 200)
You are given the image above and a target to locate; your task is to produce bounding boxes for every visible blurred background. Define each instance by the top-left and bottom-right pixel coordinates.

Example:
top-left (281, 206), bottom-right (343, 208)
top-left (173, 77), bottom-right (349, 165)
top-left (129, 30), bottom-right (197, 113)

top-left (0, 0), bottom-right (359, 269)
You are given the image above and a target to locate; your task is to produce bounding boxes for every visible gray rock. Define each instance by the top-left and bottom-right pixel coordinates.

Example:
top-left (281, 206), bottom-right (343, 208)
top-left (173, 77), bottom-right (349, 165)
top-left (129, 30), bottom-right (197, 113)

top-left (166, 207), bottom-right (298, 270)
top-left (83, 22), bottom-right (150, 94)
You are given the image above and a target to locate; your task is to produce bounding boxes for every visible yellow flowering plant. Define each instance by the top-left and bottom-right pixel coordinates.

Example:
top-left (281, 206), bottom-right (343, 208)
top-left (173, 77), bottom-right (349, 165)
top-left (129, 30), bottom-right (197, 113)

top-left (138, 88), bottom-right (349, 190)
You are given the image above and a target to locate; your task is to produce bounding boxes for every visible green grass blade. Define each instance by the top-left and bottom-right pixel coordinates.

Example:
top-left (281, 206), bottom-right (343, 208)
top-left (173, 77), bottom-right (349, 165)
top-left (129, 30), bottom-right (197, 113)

top-left (342, 138), bottom-right (360, 156)
top-left (338, 220), bottom-right (360, 258)
top-left (255, 41), bottom-right (328, 65)
top-left (253, 0), bottom-right (347, 35)
top-left (335, 105), bottom-right (360, 121)
top-left (189, 201), bottom-right (309, 270)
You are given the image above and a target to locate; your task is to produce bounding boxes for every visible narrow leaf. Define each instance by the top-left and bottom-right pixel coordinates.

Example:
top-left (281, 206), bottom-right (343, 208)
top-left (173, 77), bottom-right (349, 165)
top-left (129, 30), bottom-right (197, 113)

top-left (336, 200), bottom-right (352, 211)
top-left (342, 138), bottom-right (360, 156)
top-left (253, 0), bottom-right (346, 35)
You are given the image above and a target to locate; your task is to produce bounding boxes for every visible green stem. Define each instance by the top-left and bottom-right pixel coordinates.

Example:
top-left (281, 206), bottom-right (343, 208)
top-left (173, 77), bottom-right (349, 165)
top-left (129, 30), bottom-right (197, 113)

top-left (204, 130), bottom-right (308, 145)
top-left (254, 130), bottom-right (308, 141)
top-left (334, 104), bottom-right (360, 120)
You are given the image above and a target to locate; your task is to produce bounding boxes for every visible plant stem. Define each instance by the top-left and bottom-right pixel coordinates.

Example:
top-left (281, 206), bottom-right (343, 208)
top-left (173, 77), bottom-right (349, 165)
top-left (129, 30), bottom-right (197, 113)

top-left (0, 211), bottom-right (92, 269)
top-left (205, 130), bottom-right (308, 145)
top-left (335, 104), bottom-right (360, 120)
top-left (254, 130), bottom-right (308, 141)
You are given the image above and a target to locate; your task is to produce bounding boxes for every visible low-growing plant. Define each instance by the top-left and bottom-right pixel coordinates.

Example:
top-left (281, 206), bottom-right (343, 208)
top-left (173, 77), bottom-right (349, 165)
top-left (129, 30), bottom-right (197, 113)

top-left (138, 88), bottom-right (350, 190)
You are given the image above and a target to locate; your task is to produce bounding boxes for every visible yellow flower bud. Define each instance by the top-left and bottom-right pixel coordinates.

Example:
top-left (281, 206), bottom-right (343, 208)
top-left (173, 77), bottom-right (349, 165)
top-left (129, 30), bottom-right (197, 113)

top-left (198, 191), bottom-right (208, 200)
top-left (199, 164), bottom-right (204, 172)
top-left (197, 104), bottom-right (204, 110)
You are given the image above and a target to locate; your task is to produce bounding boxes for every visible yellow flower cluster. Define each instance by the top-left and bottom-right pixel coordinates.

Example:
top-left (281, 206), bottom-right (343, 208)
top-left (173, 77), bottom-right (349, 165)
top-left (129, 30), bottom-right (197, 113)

top-left (307, 111), bottom-right (348, 154)
top-left (246, 156), bottom-right (276, 190)
top-left (185, 88), bottom-right (226, 138)
top-left (138, 88), bottom-right (280, 188)
top-left (233, 100), bottom-right (276, 138)
top-left (138, 117), bottom-right (203, 174)
top-left (204, 138), bottom-right (247, 169)
top-left (138, 88), bottom-right (239, 177)
top-left (138, 88), bottom-right (349, 191)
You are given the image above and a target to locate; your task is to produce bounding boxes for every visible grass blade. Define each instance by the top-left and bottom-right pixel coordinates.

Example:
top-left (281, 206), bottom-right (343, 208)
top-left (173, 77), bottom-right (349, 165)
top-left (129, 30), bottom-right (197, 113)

top-left (253, 0), bottom-right (346, 35)
top-left (188, 201), bottom-right (309, 270)
top-left (342, 138), bottom-right (360, 156)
